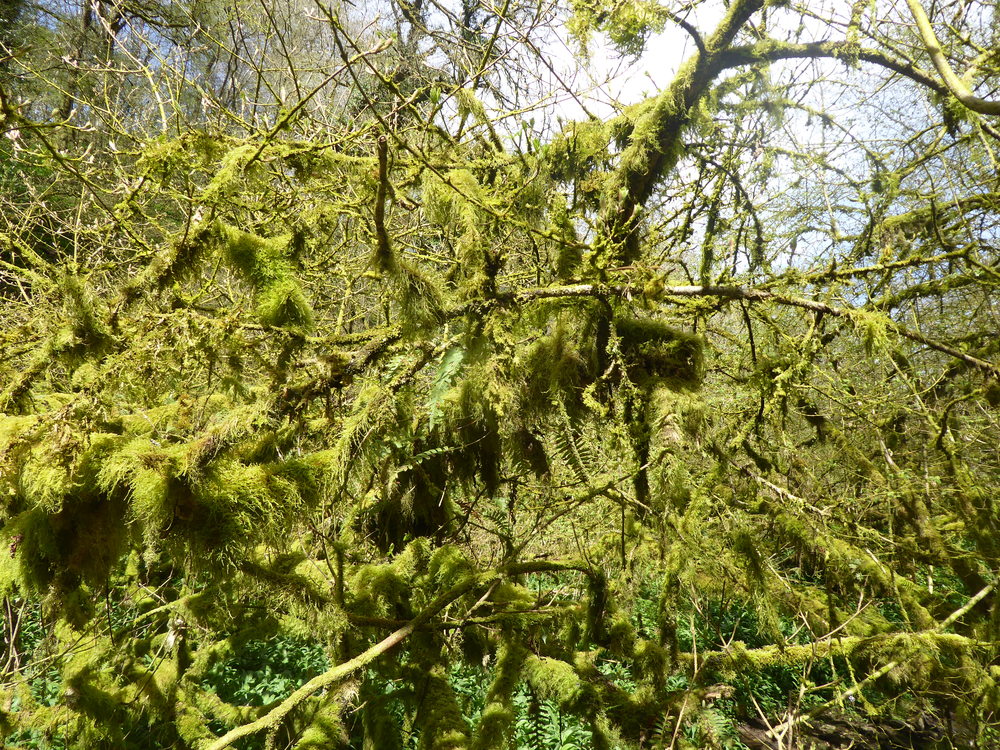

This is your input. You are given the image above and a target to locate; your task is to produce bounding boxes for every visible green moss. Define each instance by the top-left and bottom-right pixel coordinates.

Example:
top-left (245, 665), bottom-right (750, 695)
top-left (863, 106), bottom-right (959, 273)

top-left (349, 564), bottom-right (408, 616)
top-left (188, 686), bottom-right (252, 727)
top-left (220, 223), bottom-right (315, 330)
top-left (568, 0), bottom-right (667, 56)
top-left (397, 261), bottom-right (446, 328)
top-left (223, 225), bottom-right (290, 289)
top-left (605, 616), bottom-right (637, 655)
top-left (201, 143), bottom-right (258, 203)
top-left (53, 493), bottom-right (130, 586)
top-left (295, 700), bottom-right (346, 748)
top-left (522, 655), bottom-right (594, 713)
top-left (470, 703), bottom-right (514, 750)
top-left (360, 683), bottom-right (404, 749)
top-left (143, 217), bottom-right (226, 298)
top-left (426, 545), bottom-right (473, 589)
top-left (256, 278), bottom-right (314, 329)
top-left (517, 314), bottom-right (599, 416)
top-left (175, 702), bottom-right (215, 745)
top-left (632, 639), bottom-right (671, 683)
top-left (60, 274), bottom-right (110, 357)
top-left (112, 441), bottom-right (184, 542)
top-left (18, 448), bottom-right (73, 510)
top-left (0, 509), bottom-right (58, 593)
top-left (615, 317), bottom-right (703, 387)
top-left (414, 665), bottom-right (471, 750)
top-left (488, 581), bottom-right (535, 609)
top-left (848, 309), bottom-right (892, 355)
top-left (187, 460), bottom-right (300, 554)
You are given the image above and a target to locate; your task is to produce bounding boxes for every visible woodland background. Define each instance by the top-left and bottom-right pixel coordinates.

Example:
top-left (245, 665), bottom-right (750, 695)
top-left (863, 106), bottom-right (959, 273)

top-left (1, 0), bottom-right (1000, 748)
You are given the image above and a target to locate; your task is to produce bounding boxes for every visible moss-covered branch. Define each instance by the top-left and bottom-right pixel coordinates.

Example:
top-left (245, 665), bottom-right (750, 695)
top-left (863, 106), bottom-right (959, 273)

top-left (904, 0), bottom-right (1000, 116)
top-left (201, 560), bottom-right (592, 750)
top-left (597, 0), bottom-right (766, 262)
top-left (498, 283), bottom-right (1000, 377)
top-left (201, 574), bottom-right (488, 750)
top-left (680, 629), bottom-right (991, 675)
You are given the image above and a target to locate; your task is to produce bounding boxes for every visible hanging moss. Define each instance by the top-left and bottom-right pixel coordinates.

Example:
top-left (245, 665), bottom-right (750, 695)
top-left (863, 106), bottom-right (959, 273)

top-left (446, 376), bottom-right (502, 495)
top-left (18, 440), bottom-right (74, 511)
top-left (349, 566), bottom-right (409, 617)
top-left (471, 639), bottom-right (528, 750)
top-left (193, 461), bottom-right (293, 546)
top-left (52, 491), bottom-right (130, 587)
top-left (568, 0), bottom-right (667, 56)
top-left (413, 664), bottom-right (471, 750)
top-left (359, 681), bottom-right (404, 750)
top-left (0, 508), bottom-right (58, 593)
top-left (517, 315), bottom-right (600, 418)
top-left (361, 441), bottom-right (457, 554)
top-left (60, 274), bottom-right (110, 359)
top-left (509, 426), bottom-right (549, 477)
top-left (97, 438), bottom-right (183, 544)
top-left (221, 223), bottom-right (315, 331)
top-left (545, 117), bottom-right (622, 190)
top-left (256, 278), bottom-right (315, 329)
top-left (615, 317), bottom-right (703, 387)
top-left (286, 696), bottom-right (347, 749)
top-left (423, 169), bottom-right (484, 230)
top-left (632, 639), bottom-right (671, 686)
top-left (223, 225), bottom-right (291, 289)
top-left (548, 195), bottom-right (582, 279)
top-left (426, 544), bottom-right (474, 589)
top-left (396, 261), bottom-right (447, 329)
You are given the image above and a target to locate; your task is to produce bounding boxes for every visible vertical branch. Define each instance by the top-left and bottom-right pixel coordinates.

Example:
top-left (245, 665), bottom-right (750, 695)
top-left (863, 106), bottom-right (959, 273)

top-left (373, 134), bottom-right (394, 273)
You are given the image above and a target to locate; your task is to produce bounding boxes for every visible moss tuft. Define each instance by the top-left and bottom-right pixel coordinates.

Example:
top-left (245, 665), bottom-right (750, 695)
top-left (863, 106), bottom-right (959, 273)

top-left (221, 223), bottom-right (315, 330)
top-left (414, 665), bottom-right (471, 750)
top-left (256, 278), bottom-right (315, 329)
top-left (522, 655), bottom-right (594, 713)
top-left (615, 317), bottom-right (703, 387)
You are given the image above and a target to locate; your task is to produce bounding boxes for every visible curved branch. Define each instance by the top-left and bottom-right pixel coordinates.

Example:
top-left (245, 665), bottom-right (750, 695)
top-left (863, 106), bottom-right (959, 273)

top-left (664, 8), bottom-right (706, 56)
top-left (904, 0), bottom-right (1000, 115)
top-left (710, 41), bottom-right (1000, 140)
top-left (598, 0), bottom-right (766, 261)
top-left (712, 41), bottom-right (948, 96)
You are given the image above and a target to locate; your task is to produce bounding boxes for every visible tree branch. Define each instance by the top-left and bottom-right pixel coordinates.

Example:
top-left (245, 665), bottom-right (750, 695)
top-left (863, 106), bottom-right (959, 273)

top-left (598, 0), bottom-right (766, 262)
top-left (904, 0), bottom-right (1000, 116)
top-left (500, 283), bottom-right (1000, 377)
top-left (767, 582), bottom-right (994, 740)
top-left (711, 41), bottom-right (1000, 139)
top-left (202, 573), bottom-right (489, 750)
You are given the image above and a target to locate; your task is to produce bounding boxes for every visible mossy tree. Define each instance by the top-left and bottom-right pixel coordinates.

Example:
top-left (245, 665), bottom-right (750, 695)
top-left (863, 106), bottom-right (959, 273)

top-left (2, 0), bottom-right (1000, 748)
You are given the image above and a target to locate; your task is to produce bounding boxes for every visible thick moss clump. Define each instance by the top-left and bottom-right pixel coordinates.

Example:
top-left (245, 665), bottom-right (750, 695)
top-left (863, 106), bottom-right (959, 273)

top-left (522, 655), bottom-right (595, 713)
top-left (614, 317), bottom-right (703, 387)
top-left (413, 665), bottom-right (471, 750)
top-left (221, 224), bottom-right (314, 330)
